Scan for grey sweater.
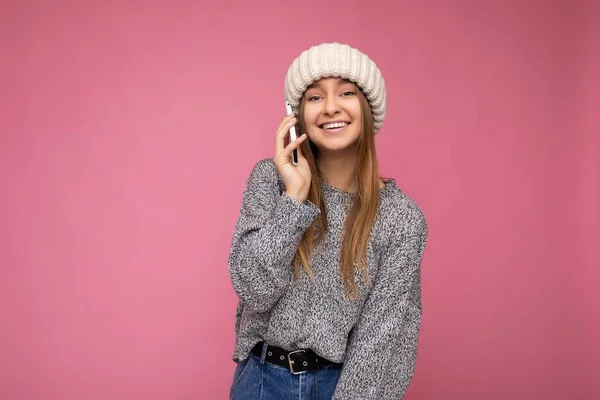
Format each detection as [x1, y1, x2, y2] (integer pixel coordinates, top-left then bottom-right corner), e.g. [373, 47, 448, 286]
[228, 158, 428, 399]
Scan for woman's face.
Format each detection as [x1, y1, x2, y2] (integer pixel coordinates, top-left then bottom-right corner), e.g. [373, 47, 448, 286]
[301, 77, 362, 155]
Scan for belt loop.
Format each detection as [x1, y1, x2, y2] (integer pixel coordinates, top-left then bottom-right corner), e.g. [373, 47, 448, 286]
[260, 342, 268, 364]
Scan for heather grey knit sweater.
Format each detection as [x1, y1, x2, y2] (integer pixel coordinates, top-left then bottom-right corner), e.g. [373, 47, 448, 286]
[228, 158, 428, 399]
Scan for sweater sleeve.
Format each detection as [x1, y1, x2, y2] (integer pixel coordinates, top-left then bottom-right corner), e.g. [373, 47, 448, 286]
[333, 202, 428, 399]
[228, 159, 321, 313]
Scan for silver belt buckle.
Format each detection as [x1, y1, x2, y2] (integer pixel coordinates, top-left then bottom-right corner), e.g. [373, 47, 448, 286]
[287, 349, 307, 375]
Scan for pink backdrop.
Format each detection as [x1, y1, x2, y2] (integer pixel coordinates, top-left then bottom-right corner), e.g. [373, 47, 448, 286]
[1, 1, 598, 399]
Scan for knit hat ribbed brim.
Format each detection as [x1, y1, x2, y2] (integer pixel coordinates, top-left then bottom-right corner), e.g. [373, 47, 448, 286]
[284, 43, 387, 133]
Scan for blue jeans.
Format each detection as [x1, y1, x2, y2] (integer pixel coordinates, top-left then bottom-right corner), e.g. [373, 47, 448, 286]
[229, 344, 342, 400]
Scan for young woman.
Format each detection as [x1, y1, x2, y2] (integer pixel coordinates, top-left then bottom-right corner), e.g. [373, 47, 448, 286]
[228, 43, 428, 400]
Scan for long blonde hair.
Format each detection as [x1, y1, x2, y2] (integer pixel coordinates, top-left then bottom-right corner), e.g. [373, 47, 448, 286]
[293, 86, 381, 300]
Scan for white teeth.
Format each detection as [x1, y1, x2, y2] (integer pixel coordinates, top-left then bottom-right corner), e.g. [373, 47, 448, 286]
[322, 122, 348, 129]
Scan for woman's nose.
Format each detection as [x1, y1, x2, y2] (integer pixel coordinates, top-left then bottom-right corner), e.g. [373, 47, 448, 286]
[324, 96, 341, 115]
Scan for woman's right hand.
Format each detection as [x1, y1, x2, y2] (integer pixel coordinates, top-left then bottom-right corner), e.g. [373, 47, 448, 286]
[273, 113, 311, 203]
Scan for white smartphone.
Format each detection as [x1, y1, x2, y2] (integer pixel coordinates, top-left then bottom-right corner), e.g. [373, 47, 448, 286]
[285, 101, 299, 166]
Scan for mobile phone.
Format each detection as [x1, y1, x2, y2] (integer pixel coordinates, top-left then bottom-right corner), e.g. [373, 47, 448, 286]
[285, 101, 299, 166]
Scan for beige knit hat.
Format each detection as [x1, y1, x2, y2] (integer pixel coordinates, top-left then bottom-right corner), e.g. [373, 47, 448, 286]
[284, 42, 387, 133]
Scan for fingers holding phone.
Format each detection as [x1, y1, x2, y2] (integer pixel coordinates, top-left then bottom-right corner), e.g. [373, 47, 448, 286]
[285, 101, 299, 165]
[273, 103, 311, 202]
[275, 113, 304, 158]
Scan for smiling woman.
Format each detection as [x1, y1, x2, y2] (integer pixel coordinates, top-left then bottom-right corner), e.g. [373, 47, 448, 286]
[227, 43, 428, 400]
[300, 78, 364, 154]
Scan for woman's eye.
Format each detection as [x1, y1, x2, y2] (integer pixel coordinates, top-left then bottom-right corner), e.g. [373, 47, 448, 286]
[342, 91, 355, 96]
[308, 95, 321, 101]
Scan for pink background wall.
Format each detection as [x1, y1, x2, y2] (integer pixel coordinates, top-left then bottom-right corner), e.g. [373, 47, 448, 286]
[1, 1, 598, 399]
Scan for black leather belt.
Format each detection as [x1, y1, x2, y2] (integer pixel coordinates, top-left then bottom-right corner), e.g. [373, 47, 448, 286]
[251, 342, 340, 375]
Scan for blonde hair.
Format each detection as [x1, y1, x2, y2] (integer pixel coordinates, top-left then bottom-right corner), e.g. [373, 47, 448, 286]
[293, 86, 381, 300]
